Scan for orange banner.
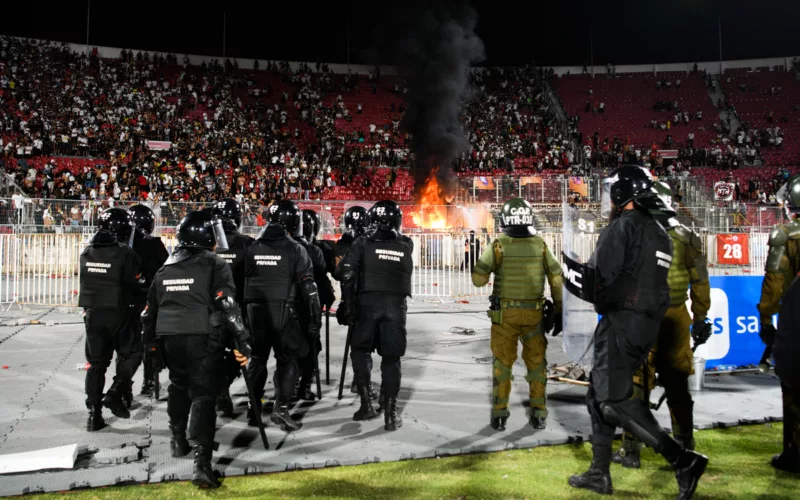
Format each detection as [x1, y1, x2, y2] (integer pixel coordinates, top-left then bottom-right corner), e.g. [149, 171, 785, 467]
[568, 177, 589, 197]
[716, 234, 749, 265]
[472, 176, 496, 190]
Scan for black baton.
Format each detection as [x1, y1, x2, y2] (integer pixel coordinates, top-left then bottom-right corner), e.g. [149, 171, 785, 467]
[338, 325, 353, 400]
[325, 308, 331, 385]
[235, 342, 269, 450]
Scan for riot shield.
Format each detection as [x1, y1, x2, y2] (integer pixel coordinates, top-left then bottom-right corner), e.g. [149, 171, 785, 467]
[561, 202, 599, 368]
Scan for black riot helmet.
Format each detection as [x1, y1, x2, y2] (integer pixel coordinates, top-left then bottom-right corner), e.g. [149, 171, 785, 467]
[368, 200, 403, 231]
[267, 200, 302, 236]
[302, 209, 320, 241]
[601, 165, 658, 219]
[128, 204, 155, 236]
[176, 211, 229, 251]
[344, 205, 369, 234]
[98, 208, 135, 246]
[211, 198, 242, 232]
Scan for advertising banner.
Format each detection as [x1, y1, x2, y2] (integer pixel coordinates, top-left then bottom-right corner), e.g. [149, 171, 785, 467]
[715, 234, 750, 265]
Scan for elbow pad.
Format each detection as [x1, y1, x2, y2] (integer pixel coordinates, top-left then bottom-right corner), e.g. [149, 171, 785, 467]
[301, 277, 322, 325]
[214, 295, 247, 341]
[339, 262, 357, 289]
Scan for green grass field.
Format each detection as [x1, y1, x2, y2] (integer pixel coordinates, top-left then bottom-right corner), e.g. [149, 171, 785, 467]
[26, 423, 797, 499]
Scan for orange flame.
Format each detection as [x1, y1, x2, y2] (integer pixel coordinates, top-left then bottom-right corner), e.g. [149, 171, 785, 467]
[411, 168, 449, 229]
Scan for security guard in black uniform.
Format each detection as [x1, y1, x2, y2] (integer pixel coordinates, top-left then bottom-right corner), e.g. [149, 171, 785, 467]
[305, 209, 336, 279]
[128, 204, 169, 399]
[141, 211, 251, 489]
[211, 198, 254, 415]
[565, 166, 708, 499]
[79, 208, 143, 431]
[293, 209, 334, 400]
[334, 205, 379, 397]
[338, 200, 413, 431]
[244, 200, 322, 432]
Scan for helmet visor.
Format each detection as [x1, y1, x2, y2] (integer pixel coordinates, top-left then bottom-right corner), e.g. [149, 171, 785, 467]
[125, 223, 136, 247]
[777, 182, 789, 205]
[600, 174, 619, 219]
[212, 219, 229, 252]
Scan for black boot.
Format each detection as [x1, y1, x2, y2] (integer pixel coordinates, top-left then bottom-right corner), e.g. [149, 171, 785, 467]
[86, 403, 106, 432]
[140, 379, 156, 397]
[122, 381, 133, 409]
[529, 409, 547, 430]
[771, 452, 800, 474]
[384, 397, 402, 431]
[191, 446, 221, 489]
[569, 444, 613, 495]
[295, 379, 317, 402]
[353, 382, 379, 421]
[216, 385, 234, 417]
[270, 403, 301, 432]
[350, 379, 378, 400]
[490, 416, 507, 431]
[611, 440, 642, 469]
[102, 381, 130, 419]
[672, 449, 709, 500]
[376, 388, 386, 413]
[169, 425, 191, 458]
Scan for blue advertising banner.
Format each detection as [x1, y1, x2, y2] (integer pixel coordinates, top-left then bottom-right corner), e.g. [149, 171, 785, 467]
[690, 276, 770, 369]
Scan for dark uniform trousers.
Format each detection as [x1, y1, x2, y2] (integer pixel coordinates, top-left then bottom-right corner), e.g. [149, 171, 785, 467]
[163, 335, 225, 448]
[783, 384, 800, 457]
[84, 309, 141, 405]
[587, 309, 672, 452]
[247, 302, 307, 400]
[351, 292, 407, 398]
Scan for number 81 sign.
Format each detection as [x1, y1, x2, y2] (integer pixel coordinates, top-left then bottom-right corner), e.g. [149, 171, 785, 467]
[716, 234, 749, 265]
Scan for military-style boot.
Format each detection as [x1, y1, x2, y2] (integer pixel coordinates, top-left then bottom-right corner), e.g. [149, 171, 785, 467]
[530, 409, 547, 430]
[351, 379, 379, 400]
[490, 416, 507, 431]
[270, 403, 301, 432]
[86, 403, 106, 432]
[353, 381, 379, 421]
[672, 449, 709, 500]
[123, 381, 134, 409]
[568, 444, 614, 495]
[140, 363, 155, 396]
[216, 385, 234, 417]
[191, 446, 221, 489]
[270, 364, 301, 432]
[376, 388, 386, 413]
[169, 424, 192, 458]
[611, 440, 642, 469]
[384, 397, 402, 431]
[102, 381, 131, 419]
[771, 452, 800, 474]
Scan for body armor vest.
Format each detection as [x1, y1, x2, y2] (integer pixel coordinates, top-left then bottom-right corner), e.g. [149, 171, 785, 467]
[154, 252, 214, 336]
[216, 231, 253, 304]
[492, 234, 547, 302]
[244, 236, 299, 303]
[359, 236, 413, 296]
[666, 227, 691, 305]
[78, 242, 128, 309]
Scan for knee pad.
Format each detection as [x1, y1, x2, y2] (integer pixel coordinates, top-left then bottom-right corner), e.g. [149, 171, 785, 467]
[493, 358, 513, 386]
[524, 361, 547, 384]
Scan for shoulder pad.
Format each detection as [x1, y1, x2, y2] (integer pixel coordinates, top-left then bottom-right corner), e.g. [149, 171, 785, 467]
[769, 226, 789, 247]
[787, 220, 800, 239]
[669, 224, 694, 244]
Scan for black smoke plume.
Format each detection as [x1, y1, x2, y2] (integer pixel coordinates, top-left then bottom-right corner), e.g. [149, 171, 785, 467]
[373, 1, 485, 193]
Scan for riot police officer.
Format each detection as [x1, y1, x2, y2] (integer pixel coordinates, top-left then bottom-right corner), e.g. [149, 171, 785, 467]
[338, 200, 413, 431]
[565, 166, 708, 499]
[613, 182, 712, 467]
[759, 174, 800, 473]
[334, 205, 377, 397]
[141, 211, 251, 489]
[211, 198, 254, 415]
[244, 200, 322, 431]
[471, 198, 563, 431]
[128, 204, 169, 399]
[293, 209, 334, 400]
[304, 208, 336, 276]
[79, 208, 142, 431]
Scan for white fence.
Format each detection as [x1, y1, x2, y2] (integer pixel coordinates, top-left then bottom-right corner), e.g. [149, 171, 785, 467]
[0, 229, 770, 308]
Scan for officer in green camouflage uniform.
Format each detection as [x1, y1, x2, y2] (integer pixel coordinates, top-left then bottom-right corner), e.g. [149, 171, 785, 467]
[613, 182, 712, 468]
[758, 174, 800, 474]
[472, 198, 563, 432]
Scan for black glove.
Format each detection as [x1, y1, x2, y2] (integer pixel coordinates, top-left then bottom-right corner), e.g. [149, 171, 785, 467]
[552, 314, 563, 337]
[760, 323, 776, 346]
[235, 338, 252, 358]
[336, 300, 351, 326]
[691, 319, 712, 347]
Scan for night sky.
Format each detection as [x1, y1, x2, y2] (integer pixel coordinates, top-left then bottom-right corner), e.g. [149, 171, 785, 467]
[3, 0, 800, 67]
